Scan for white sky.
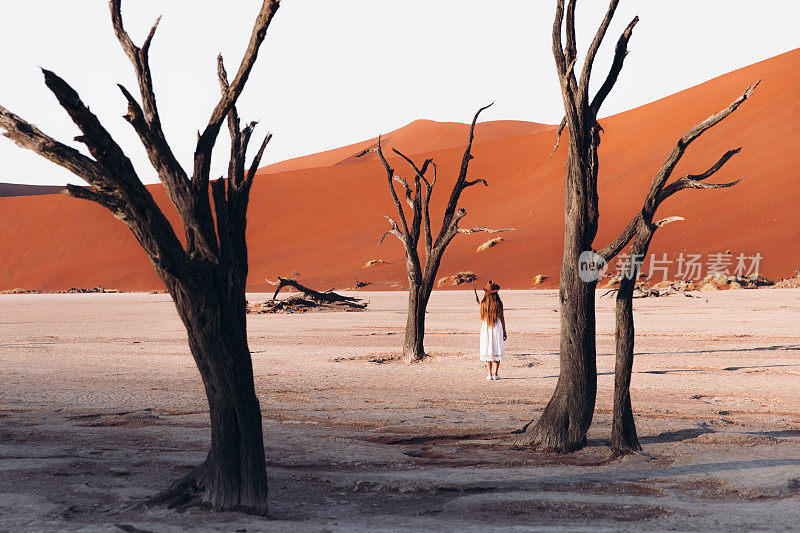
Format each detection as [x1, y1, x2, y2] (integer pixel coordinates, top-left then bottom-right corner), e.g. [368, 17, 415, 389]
[1, 1, 798, 186]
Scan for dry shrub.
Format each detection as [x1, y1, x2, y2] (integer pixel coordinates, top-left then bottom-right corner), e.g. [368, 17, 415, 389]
[0, 288, 41, 294]
[363, 259, 388, 269]
[476, 237, 504, 252]
[437, 271, 478, 287]
[703, 272, 728, 284]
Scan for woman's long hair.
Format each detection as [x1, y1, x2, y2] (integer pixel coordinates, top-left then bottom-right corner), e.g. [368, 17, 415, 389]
[480, 291, 503, 327]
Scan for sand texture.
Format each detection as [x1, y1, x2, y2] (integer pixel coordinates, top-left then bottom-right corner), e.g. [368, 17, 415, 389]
[1, 289, 799, 531]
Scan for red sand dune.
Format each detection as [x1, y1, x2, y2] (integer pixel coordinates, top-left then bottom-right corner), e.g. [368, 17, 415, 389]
[1, 50, 799, 292]
[261, 119, 550, 174]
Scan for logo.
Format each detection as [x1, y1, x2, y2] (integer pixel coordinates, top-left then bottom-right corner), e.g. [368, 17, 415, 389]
[578, 250, 608, 283]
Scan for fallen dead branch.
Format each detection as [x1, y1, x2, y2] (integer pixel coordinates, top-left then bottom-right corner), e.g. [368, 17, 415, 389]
[249, 277, 367, 314]
[601, 280, 699, 299]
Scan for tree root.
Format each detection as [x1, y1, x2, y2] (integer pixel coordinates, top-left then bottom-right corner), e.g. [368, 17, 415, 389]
[142, 463, 207, 512]
[510, 420, 588, 453]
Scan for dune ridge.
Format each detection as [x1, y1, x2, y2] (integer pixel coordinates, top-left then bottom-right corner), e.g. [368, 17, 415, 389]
[0, 182, 67, 198]
[1, 49, 799, 292]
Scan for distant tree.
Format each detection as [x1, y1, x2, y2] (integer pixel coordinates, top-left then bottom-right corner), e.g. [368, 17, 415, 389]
[360, 105, 513, 363]
[0, 0, 280, 515]
[599, 85, 757, 455]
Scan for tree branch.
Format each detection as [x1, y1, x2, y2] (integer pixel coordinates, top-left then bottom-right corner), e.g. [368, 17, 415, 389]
[552, 0, 581, 147]
[393, 174, 414, 208]
[111, 0, 224, 262]
[0, 88, 188, 277]
[598, 84, 757, 262]
[392, 148, 433, 187]
[440, 206, 515, 248]
[463, 178, 488, 188]
[390, 149, 432, 250]
[659, 176, 744, 203]
[578, 0, 620, 108]
[590, 16, 639, 115]
[217, 54, 271, 197]
[365, 136, 410, 240]
[598, 214, 640, 262]
[194, 0, 281, 193]
[552, 0, 568, 78]
[110, 0, 162, 126]
[245, 132, 272, 193]
[42, 70, 141, 190]
[62, 183, 126, 214]
[110, 1, 189, 191]
[564, 0, 578, 66]
[379, 215, 407, 248]
[436, 103, 493, 247]
[457, 226, 515, 235]
[549, 117, 567, 159]
[0, 105, 108, 187]
[421, 162, 437, 258]
[685, 147, 741, 181]
[654, 216, 684, 228]
[642, 83, 758, 214]
[217, 56, 244, 189]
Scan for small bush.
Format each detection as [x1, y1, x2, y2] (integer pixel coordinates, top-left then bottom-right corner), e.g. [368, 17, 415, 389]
[476, 237, 504, 252]
[363, 259, 388, 269]
[437, 271, 478, 287]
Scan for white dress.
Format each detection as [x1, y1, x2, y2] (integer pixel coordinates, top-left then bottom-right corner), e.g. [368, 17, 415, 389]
[479, 320, 505, 362]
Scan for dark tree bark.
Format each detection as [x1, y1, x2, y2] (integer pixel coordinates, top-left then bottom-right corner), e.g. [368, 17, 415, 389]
[599, 84, 758, 456]
[359, 105, 513, 363]
[514, 0, 638, 451]
[0, 0, 281, 515]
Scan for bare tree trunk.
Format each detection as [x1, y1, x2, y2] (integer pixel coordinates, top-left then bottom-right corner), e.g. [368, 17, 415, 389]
[611, 278, 640, 455]
[514, 160, 598, 450]
[403, 280, 434, 363]
[403, 284, 426, 362]
[143, 273, 267, 514]
[610, 238, 645, 455]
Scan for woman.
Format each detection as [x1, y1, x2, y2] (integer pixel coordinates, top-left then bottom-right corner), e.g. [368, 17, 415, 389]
[475, 281, 506, 380]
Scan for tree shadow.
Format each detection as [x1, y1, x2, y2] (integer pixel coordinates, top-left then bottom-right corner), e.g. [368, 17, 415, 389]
[599, 458, 800, 483]
[638, 363, 800, 375]
[748, 430, 800, 438]
[635, 344, 800, 357]
[639, 427, 714, 444]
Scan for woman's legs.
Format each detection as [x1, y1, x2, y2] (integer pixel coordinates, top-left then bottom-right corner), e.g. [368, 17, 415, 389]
[492, 361, 500, 378]
[486, 361, 493, 380]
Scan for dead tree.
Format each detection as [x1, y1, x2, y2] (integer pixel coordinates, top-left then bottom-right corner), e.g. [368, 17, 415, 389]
[0, 0, 280, 515]
[513, 0, 759, 454]
[598, 83, 758, 456]
[359, 105, 513, 363]
[513, 0, 639, 451]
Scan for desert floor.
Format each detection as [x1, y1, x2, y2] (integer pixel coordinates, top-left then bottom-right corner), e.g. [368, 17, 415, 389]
[1, 289, 799, 531]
